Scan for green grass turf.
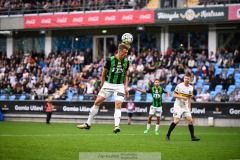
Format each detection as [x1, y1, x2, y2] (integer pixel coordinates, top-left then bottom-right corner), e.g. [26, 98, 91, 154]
[0, 121, 240, 160]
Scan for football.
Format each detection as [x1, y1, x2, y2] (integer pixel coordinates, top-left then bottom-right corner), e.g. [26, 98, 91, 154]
[121, 33, 133, 44]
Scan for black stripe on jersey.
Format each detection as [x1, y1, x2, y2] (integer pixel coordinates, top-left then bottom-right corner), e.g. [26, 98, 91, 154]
[175, 91, 192, 98]
[109, 58, 118, 83]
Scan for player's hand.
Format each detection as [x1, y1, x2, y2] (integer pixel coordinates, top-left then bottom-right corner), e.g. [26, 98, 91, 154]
[100, 81, 104, 87]
[133, 88, 139, 91]
[125, 88, 129, 98]
[182, 97, 188, 101]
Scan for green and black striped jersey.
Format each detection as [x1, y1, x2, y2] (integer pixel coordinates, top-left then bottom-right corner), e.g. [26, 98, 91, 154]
[104, 56, 129, 84]
[147, 86, 167, 107]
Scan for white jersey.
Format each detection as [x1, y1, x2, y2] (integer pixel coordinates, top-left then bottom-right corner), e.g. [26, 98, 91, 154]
[174, 82, 193, 109]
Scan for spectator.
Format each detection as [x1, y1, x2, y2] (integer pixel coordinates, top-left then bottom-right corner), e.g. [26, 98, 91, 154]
[196, 90, 210, 102]
[223, 74, 235, 90]
[45, 98, 53, 124]
[208, 51, 216, 63]
[190, 72, 197, 85]
[214, 93, 222, 102]
[126, 98, 135, 125]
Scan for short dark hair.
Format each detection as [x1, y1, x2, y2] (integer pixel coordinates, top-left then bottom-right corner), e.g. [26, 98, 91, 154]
[185, 72, 191, 77]
[154, 79, 160, 82]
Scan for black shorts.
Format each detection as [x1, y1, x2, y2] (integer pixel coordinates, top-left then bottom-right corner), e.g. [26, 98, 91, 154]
[127, 113, 133, 117]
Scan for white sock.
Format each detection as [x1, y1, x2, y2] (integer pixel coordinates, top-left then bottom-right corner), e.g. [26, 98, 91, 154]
[86, 105, 99, 125]
[155, 125, 159, 132]
[114, 109, 121, 127]
[147, 123, 150, 130]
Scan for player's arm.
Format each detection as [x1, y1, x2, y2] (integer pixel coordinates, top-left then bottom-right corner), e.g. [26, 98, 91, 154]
[101, 58, 110, 87]
[188, 96, 192, 110]
[100, 68, 108, 87]
[134, 88, 148, 93]
[162, 88, 170, 98]
[124, 70, 129, 98]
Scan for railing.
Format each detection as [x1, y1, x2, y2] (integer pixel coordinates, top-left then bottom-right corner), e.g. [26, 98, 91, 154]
[0, 0, 239, 16]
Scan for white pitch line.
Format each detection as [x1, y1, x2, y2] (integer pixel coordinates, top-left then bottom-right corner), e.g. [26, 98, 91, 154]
[0, 133, 239, 137]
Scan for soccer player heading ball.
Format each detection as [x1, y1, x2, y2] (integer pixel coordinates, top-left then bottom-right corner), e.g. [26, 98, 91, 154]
[77, 42, 131, 133]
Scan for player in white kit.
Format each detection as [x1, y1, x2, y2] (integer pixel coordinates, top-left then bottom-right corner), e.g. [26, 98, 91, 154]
[165, 73, 200, 141]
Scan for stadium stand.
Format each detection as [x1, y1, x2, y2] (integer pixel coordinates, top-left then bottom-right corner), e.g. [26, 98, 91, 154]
[0, 0, 240, 103]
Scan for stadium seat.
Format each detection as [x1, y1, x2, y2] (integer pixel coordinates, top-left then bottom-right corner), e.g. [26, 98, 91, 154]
[67, 90, 75, 97]
[215, 85, 223, 93]
[235, 79, 240, 86]
[19, 95, 26, 100]
[78, 95, 84, 101]
[214, 68, 222, 76]
[210, 91, 217, 100]
[9, 95, 16, 100]
[131, 84, 137, 88]
[228, 85, 235, 91]
[134, 95, 141, 102]
[66, 96, 73, 101]
[234, 73, 240, 80]
[196, 79, 204, 87]
[214, 63, 220, 70]
[227, 68, 234, 77]
[202, 85, 210, 92]
[110, 95, 115, 101]
[165, 85, 172, 92]
[146, 93, 152, 102]
[0, 95, 6, 100]
[192, 68, 197, 73]
[165, 96, 173, 102]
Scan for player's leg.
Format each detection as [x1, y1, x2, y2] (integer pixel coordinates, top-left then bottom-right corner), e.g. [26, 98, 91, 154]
[113, 100, 122, 133]
[77, 95, 105, 129]
[155, 116, 160, 135]
[144, 114, 153, 134]
[165, 108, 182, 141]
[128, 113, 133, 125]
[155, 107, 162, 135]
[185, 116, 200, 141]
[144, 106, 154, 133]
[113, 90, 125, 133]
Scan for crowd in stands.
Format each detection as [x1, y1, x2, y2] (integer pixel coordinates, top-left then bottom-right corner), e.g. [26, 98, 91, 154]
[0, 0, 147, 15]
[0, 40, 240, 102]
[1, 0, 240, 16]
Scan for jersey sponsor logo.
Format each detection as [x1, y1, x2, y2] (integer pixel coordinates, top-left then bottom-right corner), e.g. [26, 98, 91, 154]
[112, 67, 123, 73]
[117, 92, 125, 97]
[112, 63, 124, 73]
[153, 93, 161, 98]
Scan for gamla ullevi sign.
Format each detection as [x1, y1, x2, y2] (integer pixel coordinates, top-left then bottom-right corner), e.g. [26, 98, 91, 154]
[156, 8, 227, 22]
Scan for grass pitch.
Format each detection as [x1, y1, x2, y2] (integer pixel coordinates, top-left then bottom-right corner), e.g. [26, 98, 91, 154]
[0, 121, 240, 160]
